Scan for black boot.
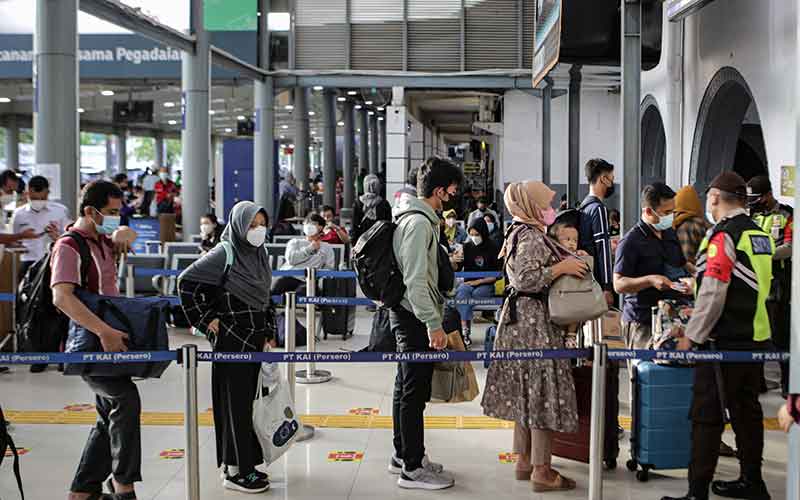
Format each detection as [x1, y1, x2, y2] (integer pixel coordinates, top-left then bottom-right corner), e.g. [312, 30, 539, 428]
[661, 481, 710, 500]
[711, 476, 770, 500]
[29, 364, 47, 373]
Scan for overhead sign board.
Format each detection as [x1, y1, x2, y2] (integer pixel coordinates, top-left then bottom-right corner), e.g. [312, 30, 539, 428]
[666, 0, 720, 21]
[531, 0, 562, 87]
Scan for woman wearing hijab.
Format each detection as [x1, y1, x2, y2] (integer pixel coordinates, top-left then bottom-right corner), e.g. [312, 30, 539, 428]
[672, 185, 711, 274]
[441, 209, 467, 248]
[481, 181, 588, 493]
[351, 174, 392, 243]
[453, 218, 499, 346]
[482, 211, 504, 249]
[179, 201, 274, 494]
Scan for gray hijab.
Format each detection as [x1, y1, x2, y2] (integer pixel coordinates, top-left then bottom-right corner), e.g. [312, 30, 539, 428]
[359, 174, 383, 219]
[179, 201, 272, 309]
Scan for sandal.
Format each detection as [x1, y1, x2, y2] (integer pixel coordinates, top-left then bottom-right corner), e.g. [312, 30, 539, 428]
[532, 471, 577, 492]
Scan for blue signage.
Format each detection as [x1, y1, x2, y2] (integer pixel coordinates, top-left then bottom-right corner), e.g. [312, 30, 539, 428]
[128, 217, 160, 254]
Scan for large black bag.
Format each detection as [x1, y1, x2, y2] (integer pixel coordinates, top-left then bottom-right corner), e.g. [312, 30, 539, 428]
[362, 306, 395, 352]
[64, 290, 172, 378]
[321, 277, 356, 339]
[276, 312, 308, 348]
[16, 232, 90, 353]
[0, 405, 23, 499]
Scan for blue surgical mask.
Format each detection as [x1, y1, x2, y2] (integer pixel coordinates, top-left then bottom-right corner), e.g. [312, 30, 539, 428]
[652, 212, 674, 232]
[94, 209, 121, 235]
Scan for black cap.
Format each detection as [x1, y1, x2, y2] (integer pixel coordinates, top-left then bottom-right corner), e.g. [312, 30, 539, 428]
[708, 171, 747, 198]
[746, 175, 772, 199]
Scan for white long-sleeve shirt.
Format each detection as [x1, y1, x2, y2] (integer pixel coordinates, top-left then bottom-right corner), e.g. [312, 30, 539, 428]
[280, 238, 335, 271]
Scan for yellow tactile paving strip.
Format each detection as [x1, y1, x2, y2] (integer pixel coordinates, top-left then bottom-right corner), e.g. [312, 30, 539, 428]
[3, 410, 782, 431]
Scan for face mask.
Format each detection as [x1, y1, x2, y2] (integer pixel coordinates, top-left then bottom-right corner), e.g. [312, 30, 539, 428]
[486, 222, 495, 233]
[246, 226, 267, 247]
[470, 235, 483, 246]
[445, 218, 457, 228]
[541, 207, 557, 226]
[30, 200, 47, 212]
[303, 224, 319, 237]
[200, 223, 214, 237]
[748, 201, 766, 214]
[159, 173, 169, 182]
[706, 211, 717, 225]
[604, 183, 616, 198]
[651, 212, 674, 232]
[94, 210, 121, 235]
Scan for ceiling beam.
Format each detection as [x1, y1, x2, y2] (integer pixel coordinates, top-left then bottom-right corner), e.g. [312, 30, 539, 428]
[272, 73, 537, 90]
[210, 46, 268, 82]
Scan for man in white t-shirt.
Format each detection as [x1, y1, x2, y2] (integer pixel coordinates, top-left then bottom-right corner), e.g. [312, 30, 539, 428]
[12, 175, 72, 276]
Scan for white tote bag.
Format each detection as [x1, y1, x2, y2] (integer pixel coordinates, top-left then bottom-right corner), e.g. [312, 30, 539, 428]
[253, 363, 300, 465]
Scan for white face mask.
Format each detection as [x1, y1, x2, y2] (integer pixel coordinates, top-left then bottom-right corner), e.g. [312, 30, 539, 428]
[29, 200, 47, 212]
[246, 226, 267, 247]
[485, 222, 495, 233]
[445, 218, 457, 228]
[200, 223, 214, 237]
[303, 223, 319, 237]
[470, 235, 483, 246]
[159, 172, 169, 182]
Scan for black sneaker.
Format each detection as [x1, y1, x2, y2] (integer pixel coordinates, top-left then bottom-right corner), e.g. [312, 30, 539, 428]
[30, 364, 47, 373]
[0, 366, 9, 374]
[464, 335, 472, 348]
[223, 472, 270, 494]
[711, 477, 770, 500]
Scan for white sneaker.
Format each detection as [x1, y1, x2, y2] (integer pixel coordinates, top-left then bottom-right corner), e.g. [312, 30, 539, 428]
[388, 455, 445, 475]
[397, 466, 455, 490]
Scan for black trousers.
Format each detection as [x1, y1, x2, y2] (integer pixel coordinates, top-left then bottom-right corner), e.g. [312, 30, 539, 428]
[211, 361, 263, 474]
[71, 376, 142, 493]
[390, 306, 434, 472]
[688, 362, 764, 491]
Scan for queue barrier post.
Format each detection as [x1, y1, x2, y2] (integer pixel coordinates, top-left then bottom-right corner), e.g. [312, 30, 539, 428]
[296, 267, 332, 384]
[588, 342, 608, 500]
[181, 344, 200, 500]
[126, 264, 135, 299]
[285, 291, 315, 441]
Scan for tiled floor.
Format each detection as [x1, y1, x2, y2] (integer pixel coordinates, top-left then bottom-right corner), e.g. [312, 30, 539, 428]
[0, 312, 791, 499]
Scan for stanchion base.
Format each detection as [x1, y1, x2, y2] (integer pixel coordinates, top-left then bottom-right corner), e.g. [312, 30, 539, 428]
[296, 424, 315, 442]
[295, 369, 333, 384]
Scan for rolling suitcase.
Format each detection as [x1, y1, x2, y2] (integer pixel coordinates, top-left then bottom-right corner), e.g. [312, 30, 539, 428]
[321, 277, 356, 339]
[551, 318, 620, 468]
[625, 361, 694, 481]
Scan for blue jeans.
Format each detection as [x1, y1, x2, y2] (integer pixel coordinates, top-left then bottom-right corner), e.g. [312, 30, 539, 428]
[455, 283, 495, 321]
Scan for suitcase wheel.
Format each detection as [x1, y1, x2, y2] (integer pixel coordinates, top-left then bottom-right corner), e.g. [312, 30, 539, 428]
[626, 459, 638, 472]
[604, 458, 617, 470]
[636, 468, 650, 482]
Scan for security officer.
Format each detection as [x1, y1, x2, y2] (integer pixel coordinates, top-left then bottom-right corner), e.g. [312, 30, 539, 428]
[664, 172, 773, 500]
[747, 175, 792, 397]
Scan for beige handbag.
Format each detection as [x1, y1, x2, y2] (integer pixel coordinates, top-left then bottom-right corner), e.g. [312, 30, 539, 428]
[430, 331, 480, 403]
[544, 242, 608, 326]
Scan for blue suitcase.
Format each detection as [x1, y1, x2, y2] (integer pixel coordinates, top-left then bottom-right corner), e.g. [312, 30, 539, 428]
[626, 361, 694, 481]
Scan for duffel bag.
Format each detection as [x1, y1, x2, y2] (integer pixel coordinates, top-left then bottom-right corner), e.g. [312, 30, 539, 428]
[64, 289, 172, 378]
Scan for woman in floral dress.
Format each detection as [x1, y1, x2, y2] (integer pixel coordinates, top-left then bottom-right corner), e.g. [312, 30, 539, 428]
[482, 181, 588, 493]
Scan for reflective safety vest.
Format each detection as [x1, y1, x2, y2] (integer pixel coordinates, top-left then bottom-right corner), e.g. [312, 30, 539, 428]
[752, 205, 792, 246]
[696, 214, 774, 348]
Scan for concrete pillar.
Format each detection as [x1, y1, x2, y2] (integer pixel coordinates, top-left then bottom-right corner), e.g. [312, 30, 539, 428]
[369, 113, 379, 175]
[181, 0, 210, 241]
[213, 136, 224, 221]
[378, 116, 386, 174]
[34, 0, 78, 216]
[358, 107, 368, 178]
[322, 90, 337, 208]
[254, 0, 276, 220]
[6, 115, 19, 171]
[154, 133, 164, 167]
[568, 65, 582, 208]
[342, 99, 355, 215]
[409, 119, 424, 169]
[621, 0, 642, 232]
[293, 87, 310, 193]
[542, 78, 552, 185]
[386, 87, 408, 203]
[105, 134, 114, 177]
[117, 131, 127, 173]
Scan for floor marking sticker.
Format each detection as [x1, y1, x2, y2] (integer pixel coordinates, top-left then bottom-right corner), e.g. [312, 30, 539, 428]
[498, 452, 518, 464]
[327, 451, 364, 462]
[4, 447, 29, 457]
[63, 404, 95, 412]
[159, 448, 185, 460]
[348, 408, 379, 416]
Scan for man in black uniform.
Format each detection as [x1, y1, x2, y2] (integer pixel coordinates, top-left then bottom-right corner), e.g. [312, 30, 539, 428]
[664, 172, 773, 500]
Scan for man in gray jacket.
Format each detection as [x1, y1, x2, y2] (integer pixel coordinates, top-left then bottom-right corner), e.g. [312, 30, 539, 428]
[388, 158, 463, 490]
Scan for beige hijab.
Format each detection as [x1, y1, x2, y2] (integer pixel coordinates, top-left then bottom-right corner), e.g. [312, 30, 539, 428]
[500, 181, 556, 257]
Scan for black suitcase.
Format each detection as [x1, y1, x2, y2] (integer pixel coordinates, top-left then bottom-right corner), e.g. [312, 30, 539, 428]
[321, 277, 356, 339]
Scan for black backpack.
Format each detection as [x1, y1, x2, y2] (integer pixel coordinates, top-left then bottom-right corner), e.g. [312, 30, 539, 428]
[16, 232, 91, 353]
[353, 211, 453, 308]
[0, 404, 24, 499]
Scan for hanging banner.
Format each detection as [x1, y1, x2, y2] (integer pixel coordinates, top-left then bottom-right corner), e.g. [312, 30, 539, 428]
[781, 165, 796, 198]
[532, 0, 562, 87]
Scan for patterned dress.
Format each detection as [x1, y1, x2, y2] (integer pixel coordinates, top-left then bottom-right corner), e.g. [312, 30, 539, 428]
[481, 225, 579, 433]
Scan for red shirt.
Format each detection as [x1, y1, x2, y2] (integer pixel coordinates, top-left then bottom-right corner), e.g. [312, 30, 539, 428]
[155, 180, 177, 205]
[50, 226, 119, 296]
[320, 226, 347, 245]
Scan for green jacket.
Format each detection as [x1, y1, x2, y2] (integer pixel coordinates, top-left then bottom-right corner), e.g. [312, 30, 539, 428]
[392, 195, 444, 332]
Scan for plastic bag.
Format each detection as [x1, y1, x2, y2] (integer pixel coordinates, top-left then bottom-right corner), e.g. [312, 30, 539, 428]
[253, 363, 300, 465]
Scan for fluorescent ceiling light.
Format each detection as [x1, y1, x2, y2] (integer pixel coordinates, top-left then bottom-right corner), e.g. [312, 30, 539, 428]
[347, 91, 357, 96]
[365, 100, 373, 105]
[337, 121, 344, 126]
[337, 97, 346, 102]
[268, 12, 291, 32]
[313, 85, 323, 91]
[225, 128, 232, 133]
[378, 117, 385, 121]
[354, 105, 362, 110]
[163, 102, 175, 108]
[237, 115, 246, 121]
[285, 105, 294, 110]
[281, 124, 289, 129]
[377, 107, 385, 112]
[0, 97, 11, 103]
[100, 90, 114, 96]
[289, 144, 295, 148]
[368, 111, 375, 116]
[208, 110, 216, 115]
[168, 120, 177, 125]
[77, 107, 85, 113]
[280, 135, 286, 139]
[308, 111, 315, 116]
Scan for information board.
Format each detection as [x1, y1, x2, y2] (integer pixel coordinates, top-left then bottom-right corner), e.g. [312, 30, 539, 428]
[532, 0, 562, 87]
[128, 217, 160, 255]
